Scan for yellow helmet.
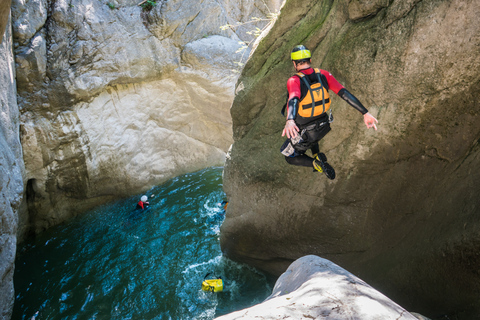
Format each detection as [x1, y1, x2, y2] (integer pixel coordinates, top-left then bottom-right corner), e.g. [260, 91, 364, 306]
[291, 45, 311, 61]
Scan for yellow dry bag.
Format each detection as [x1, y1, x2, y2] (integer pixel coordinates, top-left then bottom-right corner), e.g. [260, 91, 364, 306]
[202, 273, 223, 292]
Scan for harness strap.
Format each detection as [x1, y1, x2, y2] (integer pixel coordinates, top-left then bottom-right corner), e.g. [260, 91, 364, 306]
[302, 121, 327, 131]
[298, 76, 316, 117]
[315, 71, 326, 115]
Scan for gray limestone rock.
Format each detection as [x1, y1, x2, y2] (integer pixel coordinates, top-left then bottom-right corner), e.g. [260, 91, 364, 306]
[0, 15, 26, 320]
[216, 255, 422, 320]
[1, 0, 281, 318]
[11, 0, 282, 235]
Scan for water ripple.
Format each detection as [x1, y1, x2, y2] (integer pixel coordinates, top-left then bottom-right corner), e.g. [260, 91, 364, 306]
[14, 167, 271, 320]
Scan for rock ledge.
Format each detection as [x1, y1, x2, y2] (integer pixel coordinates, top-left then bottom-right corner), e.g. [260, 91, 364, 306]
[216, 255, 427, 320]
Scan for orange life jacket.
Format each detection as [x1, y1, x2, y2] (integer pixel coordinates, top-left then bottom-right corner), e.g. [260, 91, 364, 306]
[296, 68, 331, 118]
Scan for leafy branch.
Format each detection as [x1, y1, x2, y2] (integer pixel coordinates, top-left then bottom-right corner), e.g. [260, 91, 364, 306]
[220, 12, 279, 74]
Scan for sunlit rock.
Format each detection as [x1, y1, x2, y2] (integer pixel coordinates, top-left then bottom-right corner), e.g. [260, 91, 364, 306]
[12, 0, 282, 233]
[0, 14, 25, 319]
[216, 255, 424, 320]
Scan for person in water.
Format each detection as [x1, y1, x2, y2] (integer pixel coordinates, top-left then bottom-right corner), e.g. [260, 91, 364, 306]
[281, 45, 378, 180]
[136, 195, 150, 210]
[221, 200, 228, 212]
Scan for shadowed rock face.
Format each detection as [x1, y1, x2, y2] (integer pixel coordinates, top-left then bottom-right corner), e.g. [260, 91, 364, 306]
[11, 0, 282, 235]
[221, 0, 480, 317]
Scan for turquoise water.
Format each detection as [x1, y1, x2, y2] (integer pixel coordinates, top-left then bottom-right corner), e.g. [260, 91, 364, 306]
[13, 167, 272, 320]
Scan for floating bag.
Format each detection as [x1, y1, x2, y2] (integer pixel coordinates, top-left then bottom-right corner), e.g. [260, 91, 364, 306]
[297, 68, 331, 118]
[202, 273, 223, 292]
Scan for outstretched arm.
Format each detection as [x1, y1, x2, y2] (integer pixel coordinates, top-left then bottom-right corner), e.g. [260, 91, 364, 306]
[338, 88, 378, 130]
[338, 88, 368, 114]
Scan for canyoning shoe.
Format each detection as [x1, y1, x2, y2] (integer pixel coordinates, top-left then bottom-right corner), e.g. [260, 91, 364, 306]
[312, 152, 327, 172]
[313, 153, 336, 180]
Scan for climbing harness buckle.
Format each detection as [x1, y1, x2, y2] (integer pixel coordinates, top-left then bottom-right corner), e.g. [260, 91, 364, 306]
[328, 110, 334, 123]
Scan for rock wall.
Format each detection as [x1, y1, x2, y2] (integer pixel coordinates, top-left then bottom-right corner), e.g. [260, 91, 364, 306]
[0, 13, 25, 320]
[12, 0, 283, 235]
[221, 0, 480, 318]
[216, 255, 424, 320]
[0, 0, 10, 43]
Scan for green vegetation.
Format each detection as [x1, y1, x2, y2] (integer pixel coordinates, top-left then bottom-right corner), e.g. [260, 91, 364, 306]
[140, 0, 156, 12]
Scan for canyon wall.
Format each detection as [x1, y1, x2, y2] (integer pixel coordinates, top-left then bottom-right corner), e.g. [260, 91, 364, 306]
[1, 0, 282, 318]
[0, 12, 25, 319]
[221, 0, 480, 318]
[12, 0, 282, 235]
[0, 0, 9, 43]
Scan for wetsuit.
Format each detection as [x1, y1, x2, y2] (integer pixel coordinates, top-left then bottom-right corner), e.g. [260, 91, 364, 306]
[136, 201, 149, 210]
[282, 67, 368, 167]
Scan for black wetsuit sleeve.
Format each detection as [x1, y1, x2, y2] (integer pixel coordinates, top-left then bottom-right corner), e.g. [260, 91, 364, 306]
[286, 97, 299, 120]
[338, 88, 368, 114]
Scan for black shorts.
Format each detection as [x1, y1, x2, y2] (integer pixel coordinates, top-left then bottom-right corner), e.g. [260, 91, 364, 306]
[293, 119, 331, 154]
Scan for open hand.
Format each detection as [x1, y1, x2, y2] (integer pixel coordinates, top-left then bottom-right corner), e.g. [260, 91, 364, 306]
[364, 112, 378, 130]
[282, 120, 299, 139]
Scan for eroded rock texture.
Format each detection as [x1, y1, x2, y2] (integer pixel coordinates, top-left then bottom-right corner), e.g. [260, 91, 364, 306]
[0, 13, 25, 320]
[11, 0, 282, 234]
[216, 255, 422, 320]
[221, 0, 480, 318]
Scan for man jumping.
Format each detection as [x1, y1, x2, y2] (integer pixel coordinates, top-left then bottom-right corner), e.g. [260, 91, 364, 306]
[281, 45, 378, 180]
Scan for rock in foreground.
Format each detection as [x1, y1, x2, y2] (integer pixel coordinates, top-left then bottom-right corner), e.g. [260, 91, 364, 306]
[216, 255, 425, 320]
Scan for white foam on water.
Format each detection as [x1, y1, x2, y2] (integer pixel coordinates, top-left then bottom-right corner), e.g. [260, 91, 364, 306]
[182, 255, 223, 275]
